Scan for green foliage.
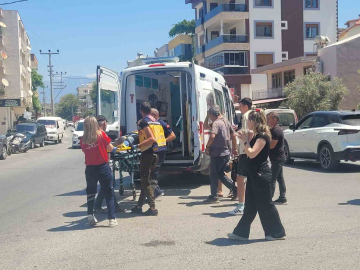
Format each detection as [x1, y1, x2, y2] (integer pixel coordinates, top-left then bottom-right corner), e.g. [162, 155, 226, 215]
[90, 81, 114, 108]
[169, 19, 195, 38]
[83, 110, 95, 118]
[357, 103, 360, 110]
[31, 69, 44, 92]
[56, 94, 79, 120]
[284, 73, 349, 119]
[90, 82, 97, 107]
[32, 94, 42, 112]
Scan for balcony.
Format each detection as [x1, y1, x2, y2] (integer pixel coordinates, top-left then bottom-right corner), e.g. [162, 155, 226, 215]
[21, 64, 27, 78]
[196, 4, 248, 28]
[196, 45, 205, 55]
[205, 34, 247, 52]
[252, 88, 285, 101]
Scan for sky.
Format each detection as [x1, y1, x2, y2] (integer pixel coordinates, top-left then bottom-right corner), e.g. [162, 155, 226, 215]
[2, 0, 358, 102]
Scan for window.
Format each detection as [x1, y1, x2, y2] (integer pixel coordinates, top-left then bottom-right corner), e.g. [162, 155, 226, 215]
[210, 3, 218, 11]
[304, 66, 313, 75]
[305, 0, 319, 9]
[135, 75, 143, 87]
[199, 8, 203, 19]
[341, 115, 360, 126]
[255, 53, 274, 68]
[282, 52, 288, 61]
[312, 115, 329, 128]
[214, 89, 226, 116]
[144, 77, 151, 88]
[297, 116, 313, 129]
[272, 73, 282, 88]
[211, 31, 219, 41]
[255, 21, 273, 38]
[278, 113, 296, 127]
[284, 70, 295, 85]
[222, 87, 232, 121]
[199, 34, 204, 46]
[205, 52, 247, 70]
[152, 78, 159, 90]
[305, 24, 319, 38]
[255, 0, 272, 7]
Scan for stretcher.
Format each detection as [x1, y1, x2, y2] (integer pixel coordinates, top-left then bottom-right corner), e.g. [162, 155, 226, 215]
[110, 141, 141, 201]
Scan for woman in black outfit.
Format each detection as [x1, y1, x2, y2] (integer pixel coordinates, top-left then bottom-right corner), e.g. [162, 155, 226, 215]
[228, 109, 286, 241]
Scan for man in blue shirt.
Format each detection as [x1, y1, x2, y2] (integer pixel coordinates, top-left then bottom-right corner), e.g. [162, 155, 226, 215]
[150, 108, 176, 198]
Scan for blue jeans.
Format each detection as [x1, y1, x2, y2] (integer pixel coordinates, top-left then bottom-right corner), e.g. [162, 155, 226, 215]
[85, 163, 115, 220]
[94, 188, 120, 211]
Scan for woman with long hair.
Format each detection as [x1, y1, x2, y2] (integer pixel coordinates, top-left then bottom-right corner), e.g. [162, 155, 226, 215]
[228, 109, 285, 241]
[80, 116, 118, 227]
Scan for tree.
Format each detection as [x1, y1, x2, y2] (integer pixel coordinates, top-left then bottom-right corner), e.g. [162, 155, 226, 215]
[31, 69, 45, 118]
[169, 19, 195, 38]
[56, 94, 79, 120]
[90, 81, 97, 107]
[83, 110, 95, 118]
[284, 73, 349, 119]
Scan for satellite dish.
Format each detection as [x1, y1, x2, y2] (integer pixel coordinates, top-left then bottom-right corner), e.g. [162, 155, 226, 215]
[0, 50, 8, 60]
[0, 22, 6, 28]
[2, 78, 9, 87]
[27, 67, 32, 72]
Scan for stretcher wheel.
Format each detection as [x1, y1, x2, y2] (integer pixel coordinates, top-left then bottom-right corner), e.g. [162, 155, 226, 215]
[119, 185, 124, 196]
[132, 190, 137, 201]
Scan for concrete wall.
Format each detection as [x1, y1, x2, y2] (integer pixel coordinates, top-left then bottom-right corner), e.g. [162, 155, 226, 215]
[249, 0, 282, 69]
[303, 0, 338, 54]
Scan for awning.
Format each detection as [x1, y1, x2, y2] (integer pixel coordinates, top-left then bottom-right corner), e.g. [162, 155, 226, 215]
[252, 97, 287, 105]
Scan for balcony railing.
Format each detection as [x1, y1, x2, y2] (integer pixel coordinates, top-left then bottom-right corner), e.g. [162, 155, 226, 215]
[205, 35, 248, 51]
[252, 88, 285, 101]
[196, 4, 248, 27]
[196, 45, 205, 55]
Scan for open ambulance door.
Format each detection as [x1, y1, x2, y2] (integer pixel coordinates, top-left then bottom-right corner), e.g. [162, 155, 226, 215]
[96, 66, 121, 139]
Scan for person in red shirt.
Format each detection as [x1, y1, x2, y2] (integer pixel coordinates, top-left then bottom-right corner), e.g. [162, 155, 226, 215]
[80, 116, 118, 227]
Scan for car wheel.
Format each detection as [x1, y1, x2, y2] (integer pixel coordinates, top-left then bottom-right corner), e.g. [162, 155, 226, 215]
[0, 145, 7, 160]
[59, 135, 63, 143]
[30, 140, 35, 149]
[7, 146, 12, 156]
[40, 139, 45, 147]
[55, 136, 59, 144]
[319, 144, 339, 171]
[284, 141, 294, 165]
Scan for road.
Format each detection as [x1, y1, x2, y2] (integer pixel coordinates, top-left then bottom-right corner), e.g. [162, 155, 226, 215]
[0, 129, 359, 270]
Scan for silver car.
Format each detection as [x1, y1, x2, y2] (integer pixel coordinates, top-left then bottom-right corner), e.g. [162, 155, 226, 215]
[0, 133, 8, 160]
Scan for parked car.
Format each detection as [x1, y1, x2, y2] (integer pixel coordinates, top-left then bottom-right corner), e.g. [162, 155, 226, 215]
[71, 120, 84, 149]
[67, 121, 74, 127]
[284, 111, 360, 171]
[15, 123, 47, 149]
[37, 117, 65, 144]
[0, 132, 8, 160]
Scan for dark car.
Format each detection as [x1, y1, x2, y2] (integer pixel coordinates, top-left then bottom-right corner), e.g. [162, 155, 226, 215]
[16, 123, 47, 149]
[0, 132, 7, 160]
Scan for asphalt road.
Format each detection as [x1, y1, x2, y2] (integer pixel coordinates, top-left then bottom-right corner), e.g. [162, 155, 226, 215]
[0, 129, 359, 270]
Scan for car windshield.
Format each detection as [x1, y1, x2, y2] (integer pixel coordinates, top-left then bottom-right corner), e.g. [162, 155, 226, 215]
[278, 113, 295, 127]
[341, 115, 360, 126]
[76, 122, 84, 131]
[16, 125, 36, 133]
[37, 120, 56, 128]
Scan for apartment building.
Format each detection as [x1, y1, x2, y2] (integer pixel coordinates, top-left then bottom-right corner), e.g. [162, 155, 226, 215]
[339, 15, 360, 41]
[30, 53, 38, 69]
[0, 9, 32, 134]
[155, 34, 193, 60]
[185, 0, 338, 98]
[77, 83, 93, 115]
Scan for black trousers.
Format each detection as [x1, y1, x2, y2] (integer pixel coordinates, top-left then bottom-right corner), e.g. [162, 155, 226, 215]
[233, 165, 285, 238]
[271, 159, 287, 199]
[138, 152, 158, 209]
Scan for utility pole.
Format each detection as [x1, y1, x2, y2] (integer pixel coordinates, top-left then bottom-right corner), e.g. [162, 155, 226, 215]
[53, 71, 67, 101]
[41, 85, 48, 117]
[40, 49, 59, 116]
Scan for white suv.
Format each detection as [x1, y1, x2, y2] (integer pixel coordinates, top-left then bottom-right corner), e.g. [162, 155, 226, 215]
[284, 111, 360, 171]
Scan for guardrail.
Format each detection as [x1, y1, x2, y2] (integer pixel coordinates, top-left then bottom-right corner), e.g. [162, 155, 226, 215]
[205, 35, 248, 51]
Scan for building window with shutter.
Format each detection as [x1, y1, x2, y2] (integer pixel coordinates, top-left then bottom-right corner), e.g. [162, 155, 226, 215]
[272, 73, 282, 89]
[255, 21, 274, 38]
[305, 0, 319, 9]
[305, 23, 320, 39]
[284, 70, 295, 85]
[255, 53, 274, 68]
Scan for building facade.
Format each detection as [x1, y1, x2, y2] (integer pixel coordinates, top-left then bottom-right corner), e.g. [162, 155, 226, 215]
[0, 9, 32, 134]
[30, 53, 38, 69]
[76, 83, 93, 116]
[185, 0, 338, 98]
[339, 16, 360, 41]
[155, 34, 193, 60]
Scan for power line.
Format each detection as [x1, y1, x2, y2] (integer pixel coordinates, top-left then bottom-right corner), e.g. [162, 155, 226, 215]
[0, 0, 28, 5]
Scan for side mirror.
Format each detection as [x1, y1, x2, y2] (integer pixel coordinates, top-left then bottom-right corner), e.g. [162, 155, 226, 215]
[289, 124, 296, 130]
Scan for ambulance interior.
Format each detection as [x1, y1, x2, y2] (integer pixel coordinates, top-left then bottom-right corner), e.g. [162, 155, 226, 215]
[126, 71, 194, 159]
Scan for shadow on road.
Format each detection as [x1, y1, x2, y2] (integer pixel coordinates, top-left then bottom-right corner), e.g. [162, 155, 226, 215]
[63, 211, 87, 218]
[286, 161, 360, 174]
[203, 212, 234, 219]
[206, 238, 267, 246]
[56, 189, 86, 197]
[338, 199, 360, 206]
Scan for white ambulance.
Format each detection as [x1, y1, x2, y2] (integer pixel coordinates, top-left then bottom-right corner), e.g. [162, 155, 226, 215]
[95, 58, 238, 175]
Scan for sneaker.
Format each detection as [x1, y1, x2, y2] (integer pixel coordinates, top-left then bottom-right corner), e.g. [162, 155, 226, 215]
[228, 204, 244, 215]
[273, 198, 288, 205]
[142, 208, 158, 216]
[131, 206, 143, 214]
[227, 233, 249, 241]
[88, 214, 98, 225]
[203, 196, 219, 204]
[109, 219, 118, 228]
[265, 234, 286, 241]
